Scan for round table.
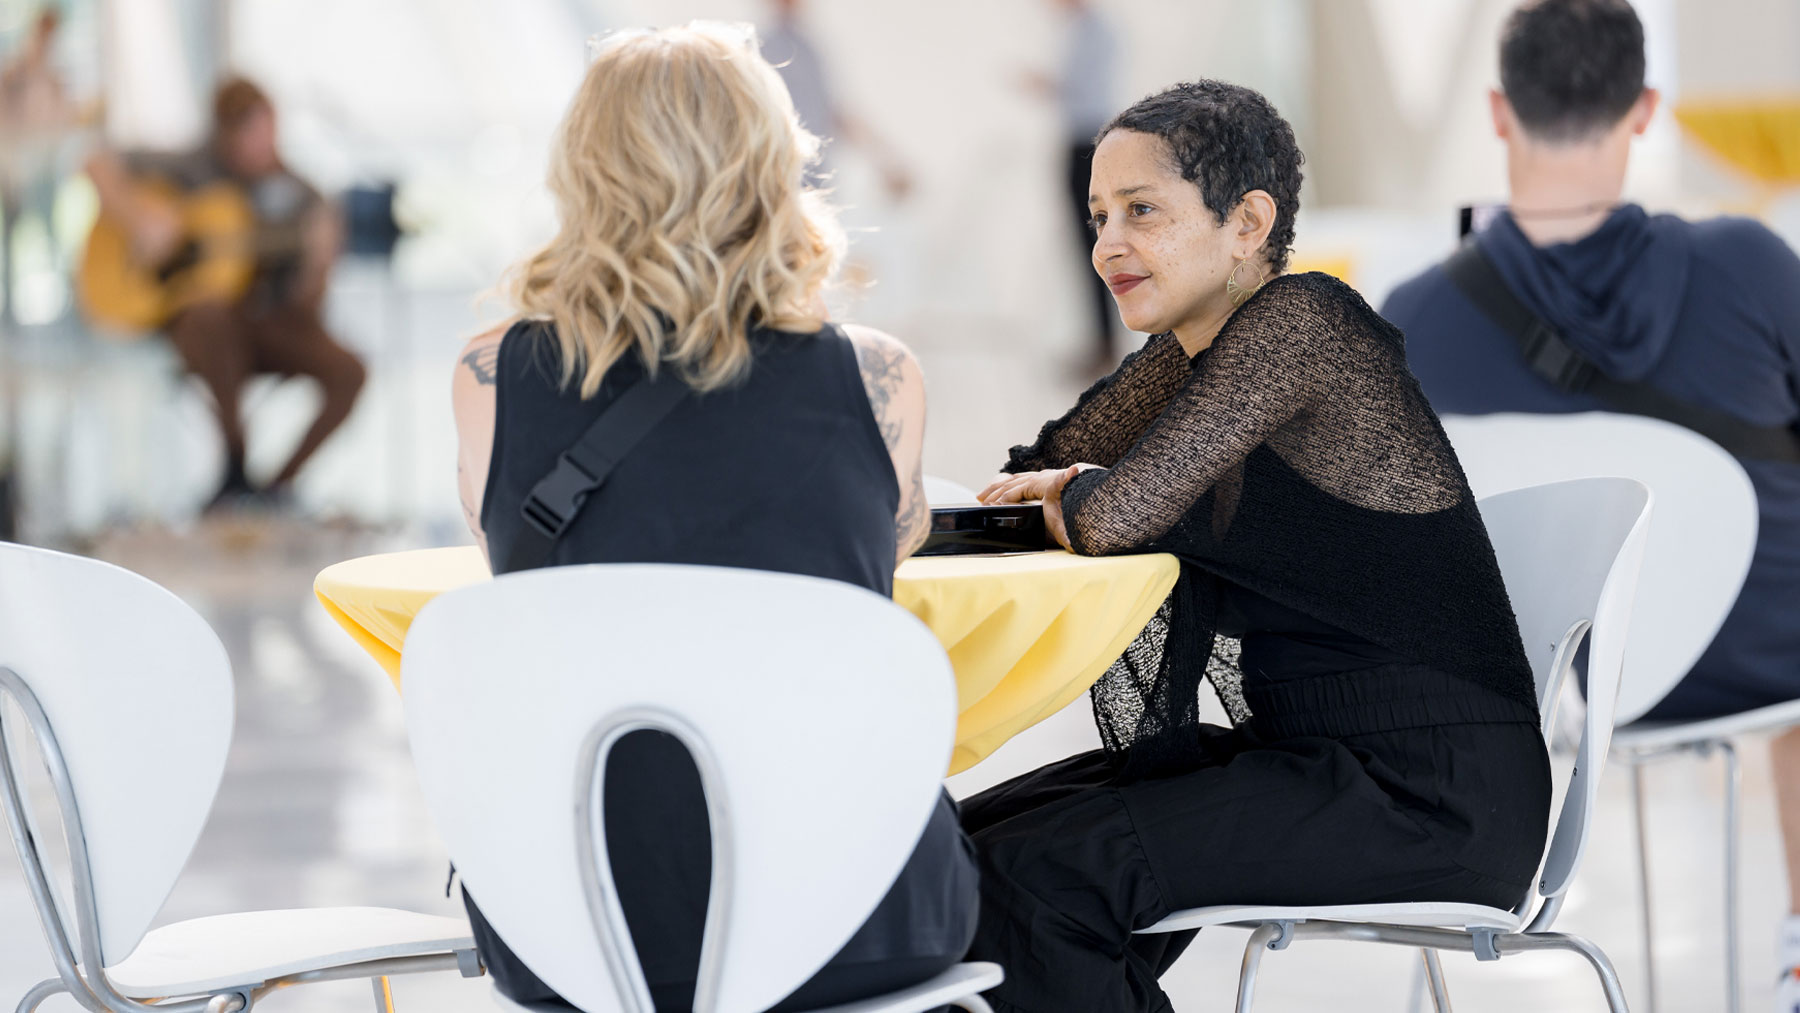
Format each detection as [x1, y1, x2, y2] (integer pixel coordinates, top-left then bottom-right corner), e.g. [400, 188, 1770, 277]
[314, 547, 1179, 774]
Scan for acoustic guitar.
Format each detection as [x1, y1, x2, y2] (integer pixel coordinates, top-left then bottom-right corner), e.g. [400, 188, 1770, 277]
[77, 178, 287, 334]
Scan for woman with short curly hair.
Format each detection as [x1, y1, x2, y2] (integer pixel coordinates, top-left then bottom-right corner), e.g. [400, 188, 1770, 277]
[966, 80, 1553, 1012]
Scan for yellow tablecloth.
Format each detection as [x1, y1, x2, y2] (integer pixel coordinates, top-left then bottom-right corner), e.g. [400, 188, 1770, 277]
[315, 548, 1180, 774]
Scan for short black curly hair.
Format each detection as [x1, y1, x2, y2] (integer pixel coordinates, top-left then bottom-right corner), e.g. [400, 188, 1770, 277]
[1500, 0, 1646, 143]
[1097, 80, 1304, 273]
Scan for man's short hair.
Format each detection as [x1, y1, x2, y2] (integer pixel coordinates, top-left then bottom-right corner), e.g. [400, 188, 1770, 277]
[1500, 0, 1646, 143]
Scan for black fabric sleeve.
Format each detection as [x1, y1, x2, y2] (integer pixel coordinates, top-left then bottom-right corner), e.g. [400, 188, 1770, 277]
[1003, 332, 1192, 473]
[1061, 284, 1348, 555]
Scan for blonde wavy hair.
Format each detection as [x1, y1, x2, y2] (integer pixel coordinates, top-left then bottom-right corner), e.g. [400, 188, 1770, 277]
[505, 22, 845, 396]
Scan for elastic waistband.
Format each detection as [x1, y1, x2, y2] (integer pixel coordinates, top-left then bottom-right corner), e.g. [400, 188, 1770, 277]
[1243, 665, 1541, 740]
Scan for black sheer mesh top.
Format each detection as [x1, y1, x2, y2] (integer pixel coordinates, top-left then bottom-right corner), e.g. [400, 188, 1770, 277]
[1005, 272, 1536, 774]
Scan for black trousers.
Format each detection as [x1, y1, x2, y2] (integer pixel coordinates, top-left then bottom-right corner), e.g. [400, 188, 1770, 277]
[1066, 141, 1114, 360]
[465, 730, 980, 1012]
[960, 666, 1552, 1013]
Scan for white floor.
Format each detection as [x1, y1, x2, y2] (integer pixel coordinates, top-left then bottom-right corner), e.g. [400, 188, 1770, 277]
[0, 289, 1788, 1012]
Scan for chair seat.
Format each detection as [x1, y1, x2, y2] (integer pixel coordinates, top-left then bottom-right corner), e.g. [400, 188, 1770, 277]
[490, 962, 1005, 1013]
[1612, 697, 1800, 752]
[105, 906, 475, 998]
[806, 962, 1003, 1013]
[1137, 902, 1526, 936]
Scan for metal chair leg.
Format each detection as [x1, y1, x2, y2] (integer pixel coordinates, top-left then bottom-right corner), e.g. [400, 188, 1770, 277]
[1420, 949, 1453, 1013]
[1631, 760, 1657, 1013]
[15, 979, 71, 1013]
[1721, 740, 1742, 1013]
[371, 975, 395, 1013]
[1515, 932, 1631, 1013]
[1406, 952, 1428, 1013]
[1235, 923, 1284, 1013]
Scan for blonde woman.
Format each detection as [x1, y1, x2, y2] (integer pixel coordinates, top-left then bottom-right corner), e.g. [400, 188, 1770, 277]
[449, 23, 976, 1012]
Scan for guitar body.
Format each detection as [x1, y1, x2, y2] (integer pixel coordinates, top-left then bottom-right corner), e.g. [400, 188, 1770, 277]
[78, 179, 259, 335]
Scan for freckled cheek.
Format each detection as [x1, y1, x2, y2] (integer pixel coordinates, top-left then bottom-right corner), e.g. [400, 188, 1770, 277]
[1136, 238, 1186, 284]
[1142, 225, 1214, 290]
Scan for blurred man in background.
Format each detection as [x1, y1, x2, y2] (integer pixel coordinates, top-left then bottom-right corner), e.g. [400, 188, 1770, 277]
[1024, 0, 1119, 375]
[0, 8, 71, 161]
[1383, 1, 1800, 998]
[0, 6, 75, 541]
[759, 0, 912, 200]
[84, 78, 363, 512]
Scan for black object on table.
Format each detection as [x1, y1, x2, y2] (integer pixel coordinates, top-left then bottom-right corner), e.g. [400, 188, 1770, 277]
[914, 504, 1050, 556]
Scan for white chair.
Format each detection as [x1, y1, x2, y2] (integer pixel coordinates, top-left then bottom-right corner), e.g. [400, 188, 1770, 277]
[1134, 478, 1654, 1013]
[1444, 412, 1762, 1013]
[1442, 413, 1755, 724]
[922, 475, 978, 506]
[401, 563, 1002, 1013]
[0, 542, 483, 1013]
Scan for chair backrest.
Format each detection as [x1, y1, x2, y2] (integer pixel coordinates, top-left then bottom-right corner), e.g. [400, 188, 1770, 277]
[0, 542, 233, 968]
[1444, 412, 1756, 723]
[922, 474, 977, 505]
[1476, 480, 1652, 901]
[402, 564, 957, 1013]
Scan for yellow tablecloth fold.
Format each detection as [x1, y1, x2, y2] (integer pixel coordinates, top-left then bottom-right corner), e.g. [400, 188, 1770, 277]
[314, 547, 1179, 774]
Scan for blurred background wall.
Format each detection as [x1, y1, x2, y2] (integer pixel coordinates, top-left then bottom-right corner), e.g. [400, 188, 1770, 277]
[3, 0, 1798, 545]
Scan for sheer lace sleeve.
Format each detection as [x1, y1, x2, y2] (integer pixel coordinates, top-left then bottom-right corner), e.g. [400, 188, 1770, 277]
[1004, 332, 1192, 473]
[1060, 280, 1351, 555]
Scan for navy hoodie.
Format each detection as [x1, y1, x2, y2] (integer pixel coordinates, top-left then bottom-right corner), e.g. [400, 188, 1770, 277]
[1383, 204, 1800, 719]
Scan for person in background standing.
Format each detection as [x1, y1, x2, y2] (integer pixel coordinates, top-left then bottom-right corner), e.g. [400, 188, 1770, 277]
[0, 8, 70, 153]
[760, 0, 913, 201]
[1025, 0, 1120, 376]
[0, 6, 75, 541]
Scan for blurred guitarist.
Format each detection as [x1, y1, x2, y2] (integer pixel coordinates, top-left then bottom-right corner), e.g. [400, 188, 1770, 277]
[85, 77, 364, 511]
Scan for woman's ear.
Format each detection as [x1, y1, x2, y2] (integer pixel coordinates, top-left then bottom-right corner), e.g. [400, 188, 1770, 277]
[1235, 190, 1278, 259]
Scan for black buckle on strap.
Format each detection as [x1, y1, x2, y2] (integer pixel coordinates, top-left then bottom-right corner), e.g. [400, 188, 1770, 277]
[1520, 320, 1597, 393]
[521, 454, 599, 540]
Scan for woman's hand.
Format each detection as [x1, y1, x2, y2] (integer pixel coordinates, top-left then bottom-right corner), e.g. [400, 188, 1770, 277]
[979, 464, 1100, 551]
[979, 468, 1069, 505]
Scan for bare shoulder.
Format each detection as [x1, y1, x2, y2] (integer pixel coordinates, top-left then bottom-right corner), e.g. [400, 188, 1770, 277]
[841, 324, 924, 396]
[841, 323, 918, 368]
[455, 322, 511, 390]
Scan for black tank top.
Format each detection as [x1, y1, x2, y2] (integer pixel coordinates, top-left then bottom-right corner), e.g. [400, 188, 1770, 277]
[472, 321, 921, 1000]
[481, 319, 899, 593]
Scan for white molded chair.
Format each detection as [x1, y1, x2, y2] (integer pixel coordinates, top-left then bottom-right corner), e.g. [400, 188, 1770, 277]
[922, 475, 978, 506]
[0, 542, 483, 1013]
[1444, 412, 1761, 1013]
[1442, 413, 1755, 724]
[1134, 478, 1654, 1013]
[401, 563, 1002, 1013]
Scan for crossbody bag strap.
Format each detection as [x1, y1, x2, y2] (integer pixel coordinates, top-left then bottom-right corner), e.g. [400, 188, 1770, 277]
[1444, 241, 1800, 465]
[503, 370, 691, 573]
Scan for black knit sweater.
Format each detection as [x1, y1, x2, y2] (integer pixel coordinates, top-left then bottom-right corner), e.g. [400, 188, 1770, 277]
[1007, 272, 1537, 774]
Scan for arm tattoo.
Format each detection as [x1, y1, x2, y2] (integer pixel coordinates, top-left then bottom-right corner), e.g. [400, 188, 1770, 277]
[462, 344, 500, 386]
[854, 334, 927, 555]
[457, 460, 481, 534]
[853, 338, 907, 451]
[896, 467, 928, 556]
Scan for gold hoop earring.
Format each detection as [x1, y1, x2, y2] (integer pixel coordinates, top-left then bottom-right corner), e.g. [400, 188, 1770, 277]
[1225, 256, 1267, 306]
